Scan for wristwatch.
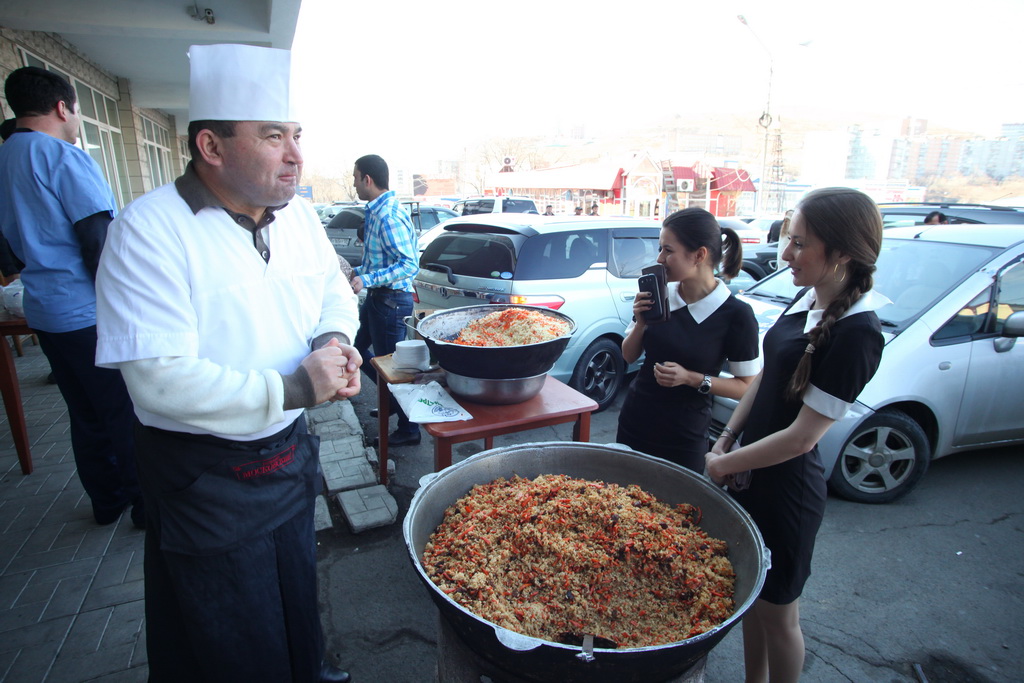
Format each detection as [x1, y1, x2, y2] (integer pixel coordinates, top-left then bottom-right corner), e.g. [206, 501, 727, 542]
[698, 374, 712, 395]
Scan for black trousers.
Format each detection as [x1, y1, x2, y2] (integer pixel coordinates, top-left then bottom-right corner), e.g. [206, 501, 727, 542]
[35, 326, 140, 516]
[135, 419, 324, 683]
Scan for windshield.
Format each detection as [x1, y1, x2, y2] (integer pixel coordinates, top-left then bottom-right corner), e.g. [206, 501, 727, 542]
[745, 239, 997, 328]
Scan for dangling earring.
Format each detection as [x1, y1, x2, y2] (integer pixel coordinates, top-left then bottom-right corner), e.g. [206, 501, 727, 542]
[833, 263, 847, 283]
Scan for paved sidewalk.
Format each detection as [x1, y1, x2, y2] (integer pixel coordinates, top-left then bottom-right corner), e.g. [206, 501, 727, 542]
[0, 342, 374, 683]
[0, 343, 146, 682]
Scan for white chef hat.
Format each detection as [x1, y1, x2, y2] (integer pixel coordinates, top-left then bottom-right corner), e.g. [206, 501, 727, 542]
[188, 43, 300, 123]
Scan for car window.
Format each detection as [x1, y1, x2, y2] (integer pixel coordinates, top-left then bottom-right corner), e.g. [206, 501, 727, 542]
[610, 236, 659, 278]
[417, 225, 445, 252]
[881, 212, 977, 228]
[514, 231, 606, 280]
[502, 199, 537, 213]
[933, 289, 993, 341]
[463, 200, 494, 215]
[417, 208, 439, 231]
[420, 233, 517, 279]
[933, 261, 1024, 342]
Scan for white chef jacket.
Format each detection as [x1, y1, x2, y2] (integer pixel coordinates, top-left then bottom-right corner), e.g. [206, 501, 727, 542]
[96, 182, 359, 440]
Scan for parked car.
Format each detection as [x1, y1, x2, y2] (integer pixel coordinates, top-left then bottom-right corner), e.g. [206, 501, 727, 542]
[718, 216, 767, 246]
[741, 203, 1024, 282]
[325, 202, 457, 266]
[711, 223, 1024, 503]
[741, 241, 785, 281]
[451, 196, 539, 216]
[319, 202, 361, 226]
[414, 215, 663, 410]
[875, 202, 1024, 227]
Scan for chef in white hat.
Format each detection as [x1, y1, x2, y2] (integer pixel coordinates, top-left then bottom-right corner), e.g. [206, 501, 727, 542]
[95, 44, 358, 683]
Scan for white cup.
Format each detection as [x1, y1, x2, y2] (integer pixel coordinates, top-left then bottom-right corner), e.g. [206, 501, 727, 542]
[393, 340, 430, 370]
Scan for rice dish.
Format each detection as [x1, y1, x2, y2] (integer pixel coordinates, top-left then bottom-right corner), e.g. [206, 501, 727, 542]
[453, 308, 570, 347]
[422, 474, 735, 649]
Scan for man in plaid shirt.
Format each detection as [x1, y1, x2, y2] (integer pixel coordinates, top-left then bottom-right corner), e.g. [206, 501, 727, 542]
[350, 154, 421, 445]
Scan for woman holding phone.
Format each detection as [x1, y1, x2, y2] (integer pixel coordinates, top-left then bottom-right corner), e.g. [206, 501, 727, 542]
[616, 207, 760, 472]
[706, 188, 888, 682]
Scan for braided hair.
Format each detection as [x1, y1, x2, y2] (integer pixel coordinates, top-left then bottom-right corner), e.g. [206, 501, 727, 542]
[786, 188, 883, 400]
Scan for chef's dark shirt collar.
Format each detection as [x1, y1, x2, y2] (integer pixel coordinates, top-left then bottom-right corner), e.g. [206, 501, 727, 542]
[175, 162, 286, 262]
[174, 161, 287, 231]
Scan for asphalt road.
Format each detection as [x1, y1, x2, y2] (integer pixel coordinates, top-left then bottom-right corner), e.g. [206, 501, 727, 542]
[318, 380, 1024, 682]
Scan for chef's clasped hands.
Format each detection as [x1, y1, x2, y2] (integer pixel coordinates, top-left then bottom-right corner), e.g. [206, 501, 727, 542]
[302, 337, 362, 403]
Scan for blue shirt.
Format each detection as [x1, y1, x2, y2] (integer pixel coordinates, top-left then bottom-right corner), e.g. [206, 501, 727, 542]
[355, 190, 418, 292]
[0, 130, 116, 332]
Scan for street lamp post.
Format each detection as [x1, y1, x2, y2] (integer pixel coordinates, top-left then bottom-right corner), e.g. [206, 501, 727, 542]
[737, 14, 774, 217]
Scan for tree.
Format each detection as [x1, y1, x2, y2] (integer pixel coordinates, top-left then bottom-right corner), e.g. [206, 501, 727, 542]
[304, 170, 356, 203]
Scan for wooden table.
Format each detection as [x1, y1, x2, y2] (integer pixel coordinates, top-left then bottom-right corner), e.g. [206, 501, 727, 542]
[0, 315, 34, 474]
[370, 355, 598, 485]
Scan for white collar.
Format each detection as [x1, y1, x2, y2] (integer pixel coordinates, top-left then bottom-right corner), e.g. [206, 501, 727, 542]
[786, 288, 893, 333]
[667, 278, 731, 324]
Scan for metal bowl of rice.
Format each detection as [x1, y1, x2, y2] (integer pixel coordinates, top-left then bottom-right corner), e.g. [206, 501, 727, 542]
[404, 442, 770, 683]
[415, 305, 575, 381]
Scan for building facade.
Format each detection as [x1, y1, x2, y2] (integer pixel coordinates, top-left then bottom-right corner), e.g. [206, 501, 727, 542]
[1, 28, 187, 209]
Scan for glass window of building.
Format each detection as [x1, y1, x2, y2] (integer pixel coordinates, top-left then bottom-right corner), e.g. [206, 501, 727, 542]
[178, 137, 191, 176]
[142, 116, 172, 189]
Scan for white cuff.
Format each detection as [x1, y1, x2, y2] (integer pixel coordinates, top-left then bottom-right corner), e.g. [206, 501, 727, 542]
[804, 383, 852, 421]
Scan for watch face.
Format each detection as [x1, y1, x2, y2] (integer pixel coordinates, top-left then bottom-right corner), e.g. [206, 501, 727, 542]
[699, 376, 711, 394]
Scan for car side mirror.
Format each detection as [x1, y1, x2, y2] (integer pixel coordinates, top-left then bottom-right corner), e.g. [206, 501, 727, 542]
[1001, 310, 1024, 338]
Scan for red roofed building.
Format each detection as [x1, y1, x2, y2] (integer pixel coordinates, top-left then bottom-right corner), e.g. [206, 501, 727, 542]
[709, 167, 756, 217]
[490, 153, 663, 216]
[663, 164, 756, 217]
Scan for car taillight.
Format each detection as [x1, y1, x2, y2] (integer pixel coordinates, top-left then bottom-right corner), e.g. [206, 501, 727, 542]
[412, 289, 420, 304]
[741, 237, 761, 244]
[504, 295, 565, 310]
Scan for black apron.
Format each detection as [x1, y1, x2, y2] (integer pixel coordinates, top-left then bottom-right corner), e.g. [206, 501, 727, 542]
[135, 418, 324, 683]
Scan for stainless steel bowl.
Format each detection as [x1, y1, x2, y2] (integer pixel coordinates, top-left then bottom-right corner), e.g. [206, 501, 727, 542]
[415, 305, 575, 380]
[445, 371, 547, 405]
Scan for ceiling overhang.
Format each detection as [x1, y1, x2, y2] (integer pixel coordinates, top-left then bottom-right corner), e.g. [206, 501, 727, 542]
[0, 0, 302, 132]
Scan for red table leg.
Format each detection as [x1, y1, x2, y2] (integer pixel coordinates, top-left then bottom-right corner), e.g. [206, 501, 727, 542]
[573, 411, 591, 443]
[0, 337, 32, 474]
[434, 437, 453, 473]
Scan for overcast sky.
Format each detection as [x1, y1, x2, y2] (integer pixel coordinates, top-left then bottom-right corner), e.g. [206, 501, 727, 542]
[290, 0, 1023, 175]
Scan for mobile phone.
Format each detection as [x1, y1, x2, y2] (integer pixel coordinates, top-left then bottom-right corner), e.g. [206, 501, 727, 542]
[638, 273, 664, 321]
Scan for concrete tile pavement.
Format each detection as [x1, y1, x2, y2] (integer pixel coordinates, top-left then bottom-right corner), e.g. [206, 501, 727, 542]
[0, 343, 148, 683]
[0, 342, 387, 682]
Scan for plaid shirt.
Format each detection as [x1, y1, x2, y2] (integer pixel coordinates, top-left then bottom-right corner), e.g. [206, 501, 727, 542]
[356, 190, 418, 292]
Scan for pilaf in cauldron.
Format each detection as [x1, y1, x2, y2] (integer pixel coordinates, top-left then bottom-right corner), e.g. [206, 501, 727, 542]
[422, 474, 735, 649]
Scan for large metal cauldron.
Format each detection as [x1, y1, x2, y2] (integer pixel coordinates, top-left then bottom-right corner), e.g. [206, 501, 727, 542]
[404, 442, 770, 683]
[414, 305, 575, 380]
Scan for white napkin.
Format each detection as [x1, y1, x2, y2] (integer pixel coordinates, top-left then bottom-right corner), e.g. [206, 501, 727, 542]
[387, 381, 473, 424]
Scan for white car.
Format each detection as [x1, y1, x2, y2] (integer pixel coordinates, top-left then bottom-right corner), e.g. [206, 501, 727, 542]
[451, 196, 539, 215]
[712, 224, 1024, 503]
[415, 215, 662, 411]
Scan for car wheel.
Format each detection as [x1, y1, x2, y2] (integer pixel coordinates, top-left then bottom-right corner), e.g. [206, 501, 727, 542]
[828, 409, 930, 504]
[742, 263, 766, 281]
[569, 338, 625, 413]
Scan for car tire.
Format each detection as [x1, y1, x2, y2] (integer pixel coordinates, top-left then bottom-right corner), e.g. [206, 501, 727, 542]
[569, 338, 625, 413]
[742, 263, 766, 281]
[828, 409, 930, 504]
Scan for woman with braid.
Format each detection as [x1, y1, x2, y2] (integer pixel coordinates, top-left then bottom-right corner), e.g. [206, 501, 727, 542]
[705, 187, 889, 683]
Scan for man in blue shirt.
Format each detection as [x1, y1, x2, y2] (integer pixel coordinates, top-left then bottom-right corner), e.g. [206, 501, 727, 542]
[350, 154, 421, 445]
[0, 67, 141, 527]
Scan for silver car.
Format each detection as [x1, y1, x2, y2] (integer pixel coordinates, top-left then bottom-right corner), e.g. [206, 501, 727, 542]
[414, 215, 662, 410]
[712, 224, 1024, 503]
